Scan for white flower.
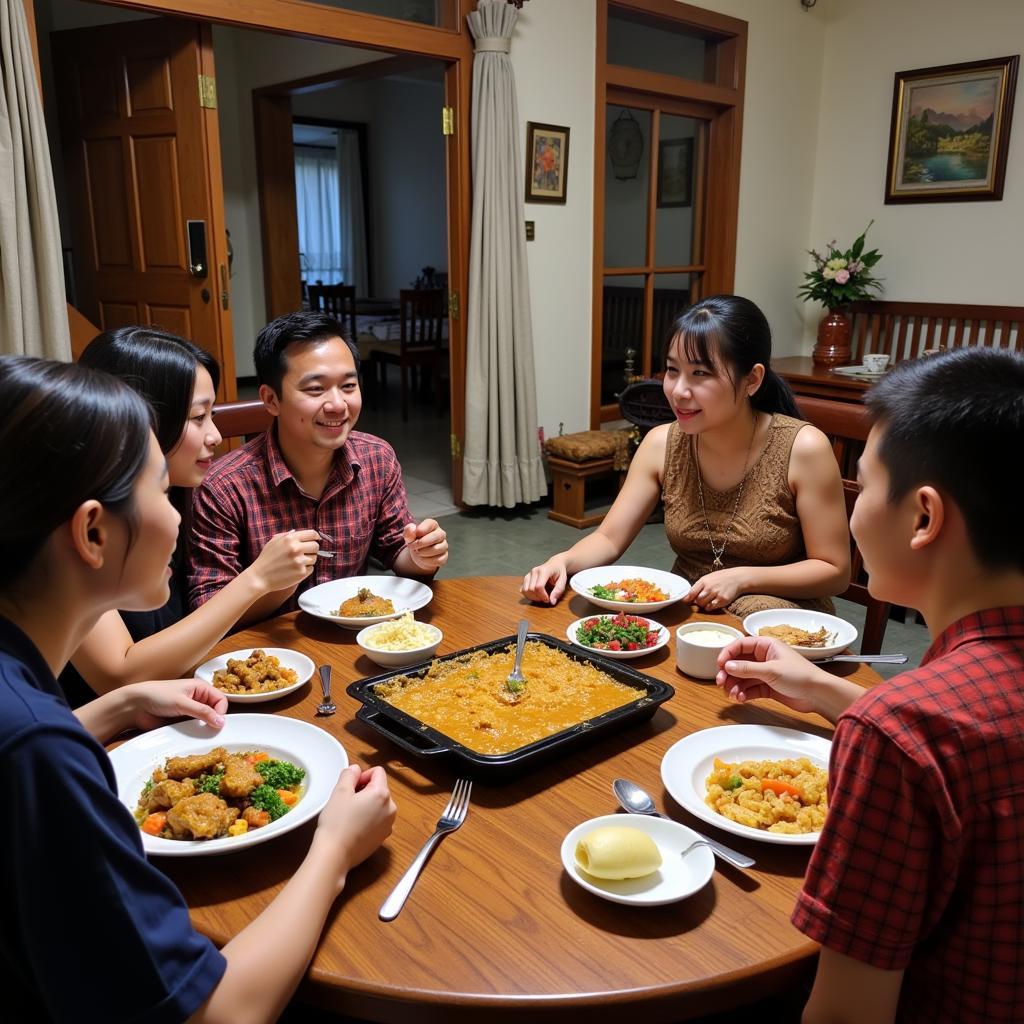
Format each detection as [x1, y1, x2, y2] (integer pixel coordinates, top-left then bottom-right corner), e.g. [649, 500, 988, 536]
[822, 267, 836, 280]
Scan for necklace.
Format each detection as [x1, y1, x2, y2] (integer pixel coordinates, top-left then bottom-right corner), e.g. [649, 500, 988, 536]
[694, 414, 759, 571]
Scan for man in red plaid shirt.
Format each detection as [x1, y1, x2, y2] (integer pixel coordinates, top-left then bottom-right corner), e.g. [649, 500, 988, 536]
[715, 348, 1024, 1023]
[188, 311, 448, 623]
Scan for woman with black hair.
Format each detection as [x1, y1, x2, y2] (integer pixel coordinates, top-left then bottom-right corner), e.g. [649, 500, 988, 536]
[523, 295, 850, 616]
[0, 355, 395, 1023]
[67, 327, 320, 697]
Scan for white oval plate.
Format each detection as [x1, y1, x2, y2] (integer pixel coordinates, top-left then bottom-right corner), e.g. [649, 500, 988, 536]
[565, 615, 669, 661]
[831, 364, 886, 380]
[194, 647, 314, 703]
[661, 724, 831, 846]
[109, 714, 347, 857]
[561, 813, 714, 906]
[742, 608, 858, 661]
[568, 565, 691, 615]
[298, 575, 433, 628]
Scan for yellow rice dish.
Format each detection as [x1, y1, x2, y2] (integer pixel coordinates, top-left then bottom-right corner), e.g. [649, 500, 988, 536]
[374, 641, 640, 756]
[705, 756, 828, 834]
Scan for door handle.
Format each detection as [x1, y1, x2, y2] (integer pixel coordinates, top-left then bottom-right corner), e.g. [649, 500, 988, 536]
[187, 220, 208, 278]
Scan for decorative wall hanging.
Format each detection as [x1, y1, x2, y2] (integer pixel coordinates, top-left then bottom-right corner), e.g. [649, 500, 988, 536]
[885, 55, 1018, 203]
[656, 137, 693, 207]
[525, 121, 570, 203]
[608, 108, 644, 180]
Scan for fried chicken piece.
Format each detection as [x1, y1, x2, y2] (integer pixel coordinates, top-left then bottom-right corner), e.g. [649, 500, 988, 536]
[144, 777, 196, 812]
[166, 792, 239, 840]
[758, 624, 832, 648]
[221, 754, 263, 799]
[242, 806, 271, 829]
[165, 746, 228, 780]
[337, 587, 395, 618]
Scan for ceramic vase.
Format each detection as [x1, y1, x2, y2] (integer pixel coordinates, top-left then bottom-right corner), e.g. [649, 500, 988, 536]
[812, 309, 852, 367]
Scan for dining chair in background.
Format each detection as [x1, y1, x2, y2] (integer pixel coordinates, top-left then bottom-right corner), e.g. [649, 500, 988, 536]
[367, 287, 447, 421]
[307, 282, 358, 348]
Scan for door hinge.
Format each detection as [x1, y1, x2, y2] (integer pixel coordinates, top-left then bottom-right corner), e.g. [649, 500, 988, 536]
[450, 434, 462, 459]
[198, 75, 217, 109]
[441, 106, 455, 136]
[448, 291, 460, 320]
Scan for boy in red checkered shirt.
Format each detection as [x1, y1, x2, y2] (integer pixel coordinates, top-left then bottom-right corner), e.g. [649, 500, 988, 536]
[716, 347, 1024, 1024]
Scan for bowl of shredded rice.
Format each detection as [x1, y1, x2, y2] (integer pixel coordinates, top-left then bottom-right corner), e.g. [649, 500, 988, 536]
[356, 612, 443, 668]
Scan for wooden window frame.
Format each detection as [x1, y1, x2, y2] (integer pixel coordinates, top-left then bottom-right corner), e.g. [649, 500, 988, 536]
[593, 0, 747, 424]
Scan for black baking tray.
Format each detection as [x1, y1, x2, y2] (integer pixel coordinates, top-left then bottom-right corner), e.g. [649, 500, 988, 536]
[346, 631, 674, 779]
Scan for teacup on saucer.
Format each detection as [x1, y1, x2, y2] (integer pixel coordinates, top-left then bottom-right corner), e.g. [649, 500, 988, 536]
[862, 353, 889, 373]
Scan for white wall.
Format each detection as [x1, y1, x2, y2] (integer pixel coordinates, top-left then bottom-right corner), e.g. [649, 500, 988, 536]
[807, 0, 1024, 323]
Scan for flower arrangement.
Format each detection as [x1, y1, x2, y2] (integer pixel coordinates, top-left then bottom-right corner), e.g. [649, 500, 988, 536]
[799, 222, 883, 311]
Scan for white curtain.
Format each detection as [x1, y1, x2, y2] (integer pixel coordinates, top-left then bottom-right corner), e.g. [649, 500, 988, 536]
[336, 129, 367, 297]
[0, 0, 70, 358]
[295, 144, 342, 284]
[462, 0, 546, 507]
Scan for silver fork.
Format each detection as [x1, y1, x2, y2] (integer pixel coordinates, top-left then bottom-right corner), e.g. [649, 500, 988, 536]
[506, 619, 529, 693]
[316, 664, 336, 716]
[379, 778, 472, 921]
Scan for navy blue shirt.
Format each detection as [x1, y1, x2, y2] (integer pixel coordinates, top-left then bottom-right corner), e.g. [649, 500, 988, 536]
[0, 617, 226, 1022]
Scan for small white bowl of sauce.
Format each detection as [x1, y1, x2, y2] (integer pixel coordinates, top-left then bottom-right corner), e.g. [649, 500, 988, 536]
[675, 622, 744, 681]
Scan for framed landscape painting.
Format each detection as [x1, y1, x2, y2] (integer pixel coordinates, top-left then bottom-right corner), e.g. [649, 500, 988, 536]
[885, 55, 1019, 203]
[525, 122, 570, 204]
[657, 137, 693, 207]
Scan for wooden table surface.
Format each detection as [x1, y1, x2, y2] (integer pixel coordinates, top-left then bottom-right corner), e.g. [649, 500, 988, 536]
[164, 577, 879, 1023]
[773, 355, 872, 403]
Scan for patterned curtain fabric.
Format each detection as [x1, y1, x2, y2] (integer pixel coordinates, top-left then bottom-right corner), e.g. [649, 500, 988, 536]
[462, 0, 546, 507]
[0, 0, 70, 358]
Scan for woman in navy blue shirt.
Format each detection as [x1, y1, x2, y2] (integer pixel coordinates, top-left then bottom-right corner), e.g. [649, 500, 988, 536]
[66, 327, 322, 700]
[0, 355, 396, 1023]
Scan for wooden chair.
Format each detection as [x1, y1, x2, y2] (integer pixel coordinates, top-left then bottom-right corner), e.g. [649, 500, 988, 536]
[213, 399, 272, 451]
[795, 396, 891, 654]
[307, 282, 358, 344]
[368, 288, 446, 421]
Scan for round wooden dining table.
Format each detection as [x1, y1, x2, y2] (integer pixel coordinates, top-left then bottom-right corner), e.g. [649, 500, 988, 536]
[161, 576, 881, 1023]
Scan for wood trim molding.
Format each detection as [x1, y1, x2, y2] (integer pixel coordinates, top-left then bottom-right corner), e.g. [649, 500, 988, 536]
[255, 53, 439, 98]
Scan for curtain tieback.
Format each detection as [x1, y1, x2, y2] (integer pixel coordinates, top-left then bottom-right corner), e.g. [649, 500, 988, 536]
[474, 37, 511, 53]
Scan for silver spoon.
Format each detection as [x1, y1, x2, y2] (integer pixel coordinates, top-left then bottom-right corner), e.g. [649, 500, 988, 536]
[613, 778, 755, 870]
[818, 653, 907, 664]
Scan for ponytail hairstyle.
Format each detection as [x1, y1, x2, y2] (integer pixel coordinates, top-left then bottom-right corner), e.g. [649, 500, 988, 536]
[662, 295, 800, 418]
[0, 356, 153, 591]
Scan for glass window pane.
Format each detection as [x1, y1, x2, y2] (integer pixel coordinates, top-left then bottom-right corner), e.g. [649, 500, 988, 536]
[604, 105, 651, 268]
[607, 7, 713, 83]
[654, 115, 699, 269]
[601, 274, 646, 405]
[308, 0, 451, 29]
[653, 273, 694, 369]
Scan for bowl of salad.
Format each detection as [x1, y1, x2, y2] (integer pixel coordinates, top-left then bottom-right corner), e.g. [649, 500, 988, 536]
[565, 613, 670, 661]
[568, 565, 690, 614]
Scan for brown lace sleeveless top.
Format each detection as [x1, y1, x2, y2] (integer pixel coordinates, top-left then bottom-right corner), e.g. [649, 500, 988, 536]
[662, 415, 834, 616]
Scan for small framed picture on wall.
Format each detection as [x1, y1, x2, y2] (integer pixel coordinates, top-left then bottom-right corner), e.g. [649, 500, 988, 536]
[657, 137, 693, 208]
[525, 122, 570, 204]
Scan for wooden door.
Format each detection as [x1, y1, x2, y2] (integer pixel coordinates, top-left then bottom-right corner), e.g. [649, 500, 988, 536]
[51, 18, 235, 397]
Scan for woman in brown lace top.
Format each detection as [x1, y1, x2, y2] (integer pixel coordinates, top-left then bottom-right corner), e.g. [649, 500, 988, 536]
[522, 296, 850, 617]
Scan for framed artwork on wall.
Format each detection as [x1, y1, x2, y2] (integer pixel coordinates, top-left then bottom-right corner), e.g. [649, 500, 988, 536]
[885, 55, 1019, 203]
[525, 122, 570, 204]
[656, 137, 693, 207]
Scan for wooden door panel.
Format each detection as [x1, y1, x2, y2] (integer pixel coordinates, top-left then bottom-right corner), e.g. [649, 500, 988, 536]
[84, 138, 133, 269]
[126, 57, 174, 114]
[134, 137, 185, 269]
[145, 305, 192, 338]
[99, 301, 141, 330]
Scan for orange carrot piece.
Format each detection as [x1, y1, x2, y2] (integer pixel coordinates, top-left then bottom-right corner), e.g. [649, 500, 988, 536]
[247, 751, 270, 765]
[141, 812, 167, 836]
[761, 778, 801, 799]
[277, 789, 298, 805]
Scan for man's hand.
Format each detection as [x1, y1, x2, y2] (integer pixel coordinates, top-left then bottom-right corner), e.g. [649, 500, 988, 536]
[401, 519, 448, 574]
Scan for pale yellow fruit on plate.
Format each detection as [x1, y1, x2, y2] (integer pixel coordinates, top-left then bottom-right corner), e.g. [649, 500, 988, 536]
[574, 825, 662, 880]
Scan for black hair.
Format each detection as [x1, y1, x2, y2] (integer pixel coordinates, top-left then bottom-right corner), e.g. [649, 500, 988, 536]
[253, 310, 360, 395]
[79, 326, 220, 455]
[866, 347, 1024, 573]
[662, 295, 800, 418]
[0, 356, 152, 590]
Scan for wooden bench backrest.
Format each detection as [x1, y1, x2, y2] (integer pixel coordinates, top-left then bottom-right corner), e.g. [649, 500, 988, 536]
[848, 300, 1024, 364]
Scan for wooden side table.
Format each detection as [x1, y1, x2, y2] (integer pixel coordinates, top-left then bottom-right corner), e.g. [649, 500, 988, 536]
[773, 356, 870, 405]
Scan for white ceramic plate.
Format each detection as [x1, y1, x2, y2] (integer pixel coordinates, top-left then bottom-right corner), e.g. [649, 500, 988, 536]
[194, 647, 314, 703]
[661, 724, 831, 846]
[565, 614, 669, 661]
[109, 714, 347, 857]
[742, 608, 858, 661]
[831, 364, 886, 380]
[568, 566, 691, 615]
[298, 576, 433, 628]
[561, 814, 714, 906]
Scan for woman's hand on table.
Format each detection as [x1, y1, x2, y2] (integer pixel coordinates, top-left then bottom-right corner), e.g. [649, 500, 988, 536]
[522, 556, 569, 604]
[313, 764, 397, 893]
[249, 529, 322, 591]
[684, 568, 748, 610]
[715, 636, 861, 724]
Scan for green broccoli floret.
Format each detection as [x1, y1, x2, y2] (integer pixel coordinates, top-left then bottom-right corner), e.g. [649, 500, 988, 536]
[197, 773, 224, 795]
[250, 784, 290, 821]
[141, 779, 154, 797]
[255, 759, 306, 789]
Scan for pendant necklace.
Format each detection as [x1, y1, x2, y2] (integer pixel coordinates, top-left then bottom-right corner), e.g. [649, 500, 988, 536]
[694, 414, 759, 571]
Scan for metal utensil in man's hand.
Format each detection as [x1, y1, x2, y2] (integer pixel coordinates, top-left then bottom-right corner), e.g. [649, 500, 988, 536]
[316, 664, 336, 716]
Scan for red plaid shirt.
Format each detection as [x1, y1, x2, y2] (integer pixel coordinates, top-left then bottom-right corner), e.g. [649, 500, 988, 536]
[188, 428, 411, 613]
[793, 606, 1024, 1023]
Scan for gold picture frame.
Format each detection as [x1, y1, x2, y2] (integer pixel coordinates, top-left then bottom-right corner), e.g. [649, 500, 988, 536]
[525, 122, 570, 204]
